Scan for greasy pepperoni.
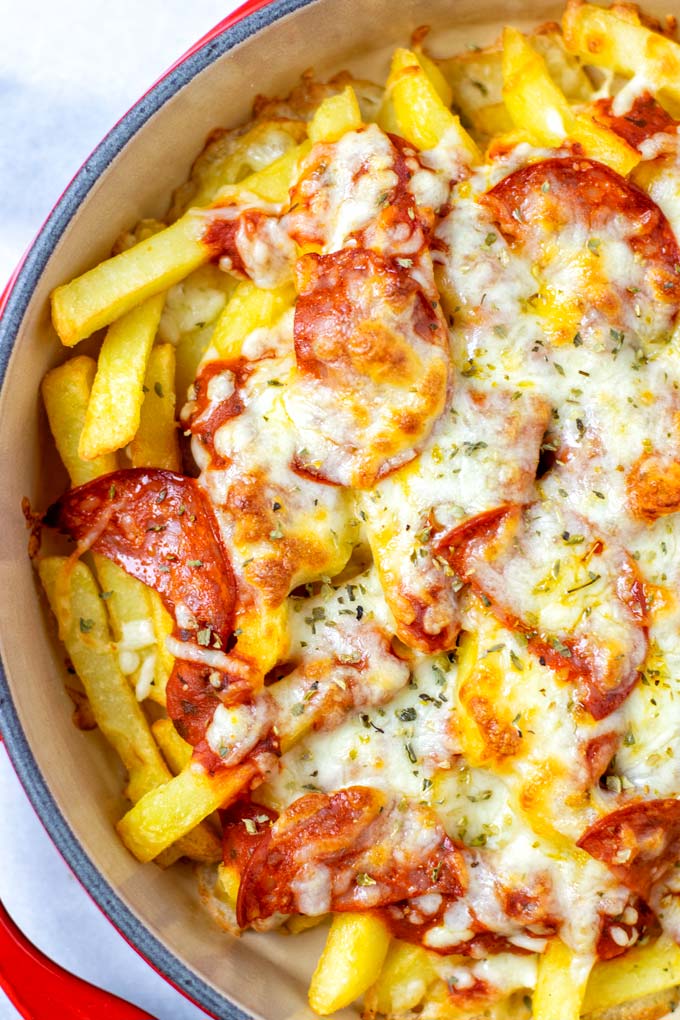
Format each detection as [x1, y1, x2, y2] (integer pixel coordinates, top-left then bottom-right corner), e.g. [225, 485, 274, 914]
[583, 732, 619, 786]
[578, 799, 680, 899]
[237, 786, 385, 925]
[481, 157, 680, 304]
[591, 93, 678, 150]
[45, 468, 235, 645]
[627, 452, 680, 522]
[236, 787, 467, 927]
[289, 245, 449, 488]
[221, 801, 277, 874]
[294, 247, 443, 380]
[439, 506, 647, 721]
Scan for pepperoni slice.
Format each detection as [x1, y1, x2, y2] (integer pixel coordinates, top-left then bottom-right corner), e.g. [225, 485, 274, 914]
[591, 93, 678, 151]
[627, 451, 680, 522]
[578, 799, 680, 899]
[222, 801, 278, 874]
[236, 787, 466, 926]
[481, 156, 680, 305]
[439, 504, 648, 720]
[288, 246, 449, 488]
[45, 468, 235, 646]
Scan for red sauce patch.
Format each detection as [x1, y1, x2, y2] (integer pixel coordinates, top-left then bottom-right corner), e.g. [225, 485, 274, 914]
[591, 93, 678, 150]
[185, 359, 247, 466]
[201, 208, 274, 277]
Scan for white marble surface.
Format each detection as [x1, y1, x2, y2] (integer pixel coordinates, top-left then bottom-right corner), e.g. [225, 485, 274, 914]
[0, 2, 244, 1017]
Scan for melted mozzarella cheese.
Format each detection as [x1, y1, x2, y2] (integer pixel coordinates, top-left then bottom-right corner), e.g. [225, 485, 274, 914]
[180, 101, 680, 976]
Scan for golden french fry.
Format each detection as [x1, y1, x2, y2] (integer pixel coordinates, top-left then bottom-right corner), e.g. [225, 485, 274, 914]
[151, 718, 223, 864]
[51, 219, 207, 347]
[129, 342, 180, 471]
[78, 294, 164, 460]
[117, 760, 258, 862]
[38, 557, 169, 804]
[533, 938, 591, 1020]
[146, 593, 174, 707]
[171, 119, 307, 217]
[151, 717, 193, 774]
[308, 85, 363, 144]
[42, 357, 118, 486]
[309, 913, 391, 1015]
[52, 143, 310, 347]
[91, 553, 162, 704]
[501, 27, 639, 177]
[563, 1, 680, 106]
[582, 937, 680, 1015]
[211, 280, 296, 359]
[210, 138, 311, 205]
[232, 600, 289, 678]
[215, 863, 241, 909]
[380, 48, 480, 162]
[414, 49, 453, 107]
[365, 940, 438, 1017]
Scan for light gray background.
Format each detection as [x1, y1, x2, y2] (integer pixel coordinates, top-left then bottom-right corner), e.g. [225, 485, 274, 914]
[0, 2, 242, 1017]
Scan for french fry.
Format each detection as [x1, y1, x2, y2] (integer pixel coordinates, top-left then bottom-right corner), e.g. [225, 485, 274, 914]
[379, 48, 480, 163]
[215, 862, 241, 908]
[116, 759, 258, 862]
[170, 119, 307, 218]
[146, 592, 174, 707]
[42, 357, 118, 486]
[582, 937, 680, 1015]
[51, 218, 207, 347]
[129, 342, 180, 471]
[501, 27, 639, 177]
[308, 85, 363, 144]
[413, 48, 453, 107]
[563, 0, 680, 106]
[151, 717, 193, 774]
[211, 280, 296, 359]
[151, 718, 223, 865]
[365, 940, 438, 1017]
[92, 555, 153, 644]
[232, 600, 289, 678]
[78, 294, 165, 461]
[38, 556, 169, 805]
[308, 913, 391, 1015]
[210, 139, 311, 206]
[532, 938, 591, 1020]
[51, 143, 310, 348]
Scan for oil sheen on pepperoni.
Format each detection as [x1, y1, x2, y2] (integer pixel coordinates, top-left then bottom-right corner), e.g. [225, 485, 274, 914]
[481, 156, 680, 304]
[578, 798, 680, 899]
[45, 468, 235, 644]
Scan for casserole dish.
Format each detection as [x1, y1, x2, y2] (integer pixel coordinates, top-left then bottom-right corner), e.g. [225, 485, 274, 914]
[4, 1, 680, 1018]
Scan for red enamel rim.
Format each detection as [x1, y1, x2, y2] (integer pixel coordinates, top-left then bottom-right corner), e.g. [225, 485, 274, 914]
[0, 897, 157, 1020]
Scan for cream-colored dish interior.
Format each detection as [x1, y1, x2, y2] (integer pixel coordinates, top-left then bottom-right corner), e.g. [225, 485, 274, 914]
[1, 0, 672, 1017]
